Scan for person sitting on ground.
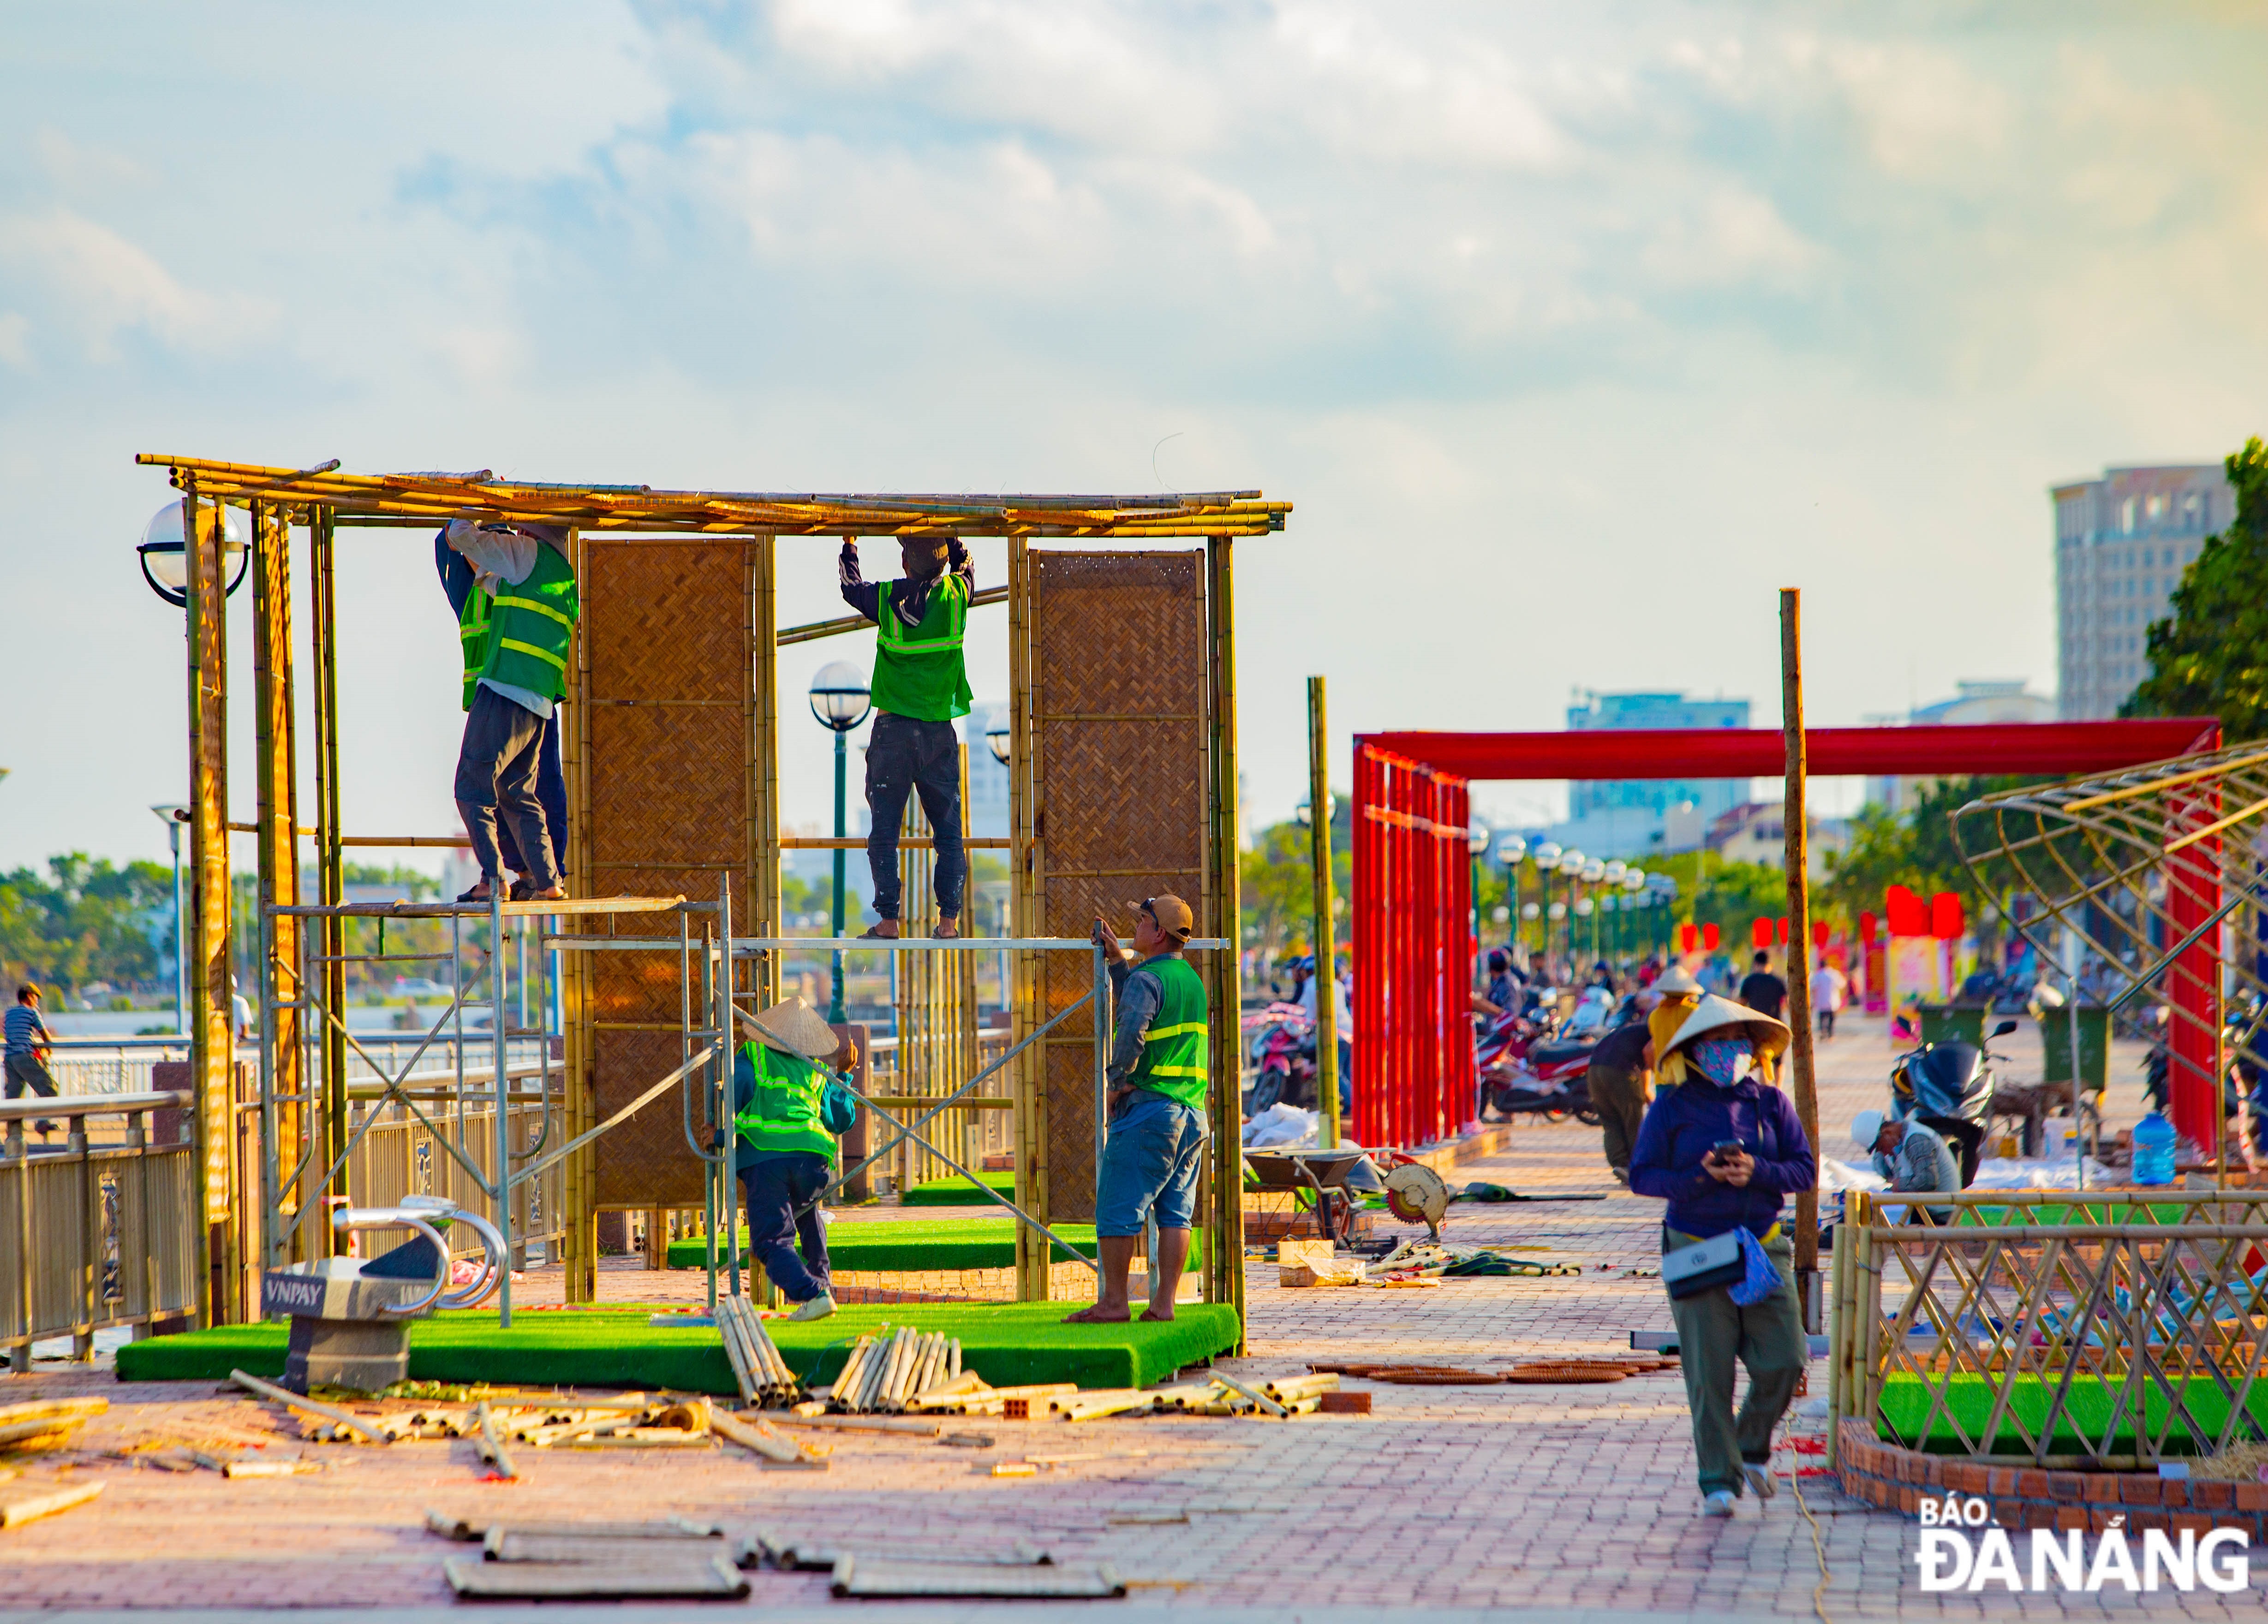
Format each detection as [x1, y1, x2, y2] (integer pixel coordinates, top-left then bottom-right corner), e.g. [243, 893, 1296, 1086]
[1629, 994, 1812, 1519]
[1737, 949, 1787, 1021]
[840, 534, 975, 939]
[443, 515, 578, 905]
[1067, 895, 1209, 1326]
[1851, 1108, 1962, 1223]
[3, 984, 59, 1137]
[726, 996, 860, 1322]
[437, 527, 567, 896]
[1645, 963, 1706, 1092]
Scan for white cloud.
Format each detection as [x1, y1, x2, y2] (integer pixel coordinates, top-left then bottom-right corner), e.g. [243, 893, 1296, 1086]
[0, 208, 271, 360]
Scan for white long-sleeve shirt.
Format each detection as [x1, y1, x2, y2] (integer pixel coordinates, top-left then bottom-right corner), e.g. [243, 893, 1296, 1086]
[446, 519, 559, 720]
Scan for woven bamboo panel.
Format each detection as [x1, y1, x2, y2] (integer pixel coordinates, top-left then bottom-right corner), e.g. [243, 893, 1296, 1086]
[1031, 550, 1208, 1220]
[581, 542, 749, 1210]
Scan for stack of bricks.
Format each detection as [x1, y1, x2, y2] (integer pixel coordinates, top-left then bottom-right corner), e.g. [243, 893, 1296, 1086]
[1836, 1417, 2268, 1535]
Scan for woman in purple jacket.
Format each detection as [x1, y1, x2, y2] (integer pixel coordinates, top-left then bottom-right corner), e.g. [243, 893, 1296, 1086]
[1630, 994, 1813, 1518]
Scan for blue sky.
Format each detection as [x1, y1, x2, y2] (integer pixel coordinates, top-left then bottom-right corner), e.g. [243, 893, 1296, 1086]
[4, 1, 2266, 869]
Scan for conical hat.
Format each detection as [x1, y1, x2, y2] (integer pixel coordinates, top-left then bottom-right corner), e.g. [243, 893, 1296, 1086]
[1660, 992, 1791, 1064]
[1654, 965, 1704, 997]
[736, 996, 842, 1062]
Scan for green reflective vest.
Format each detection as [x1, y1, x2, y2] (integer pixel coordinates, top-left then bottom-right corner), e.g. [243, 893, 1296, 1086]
[457, 585, 493, 712]
[1130, 955, 1210, 1113]
[477, 544, 580, 703]
[870, 575, 972, 722]
[733, 1043, 837, 1163]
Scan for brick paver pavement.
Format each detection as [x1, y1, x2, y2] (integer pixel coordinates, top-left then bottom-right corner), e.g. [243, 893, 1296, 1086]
[0, 1014, 2225, 1618]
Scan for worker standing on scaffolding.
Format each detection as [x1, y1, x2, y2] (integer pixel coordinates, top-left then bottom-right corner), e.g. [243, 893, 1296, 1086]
[436, 529, 567, 895]
[1067, 895, 1207, 1326]
[729, 997, 860, 1322]
[839, 534, 974, 938]
[444, 516, 576, 904]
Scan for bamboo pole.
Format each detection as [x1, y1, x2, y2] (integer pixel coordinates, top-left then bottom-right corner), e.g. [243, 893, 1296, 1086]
[1207, 536, 1245, 1334]
[310, 507, 347, 1247]
[229, 1368, 388, 1443]
[1780, 588, 1821, 1331]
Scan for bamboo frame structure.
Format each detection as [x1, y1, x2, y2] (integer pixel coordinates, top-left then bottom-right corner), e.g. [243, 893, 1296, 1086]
[138, 454, 1283, 1326]
[1831, 1189, 2268, 1468]
[1953, 741, 2268, 1163]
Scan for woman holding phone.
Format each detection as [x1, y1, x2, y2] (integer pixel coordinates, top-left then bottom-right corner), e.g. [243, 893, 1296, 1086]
[1629, 994, 1814, 1519]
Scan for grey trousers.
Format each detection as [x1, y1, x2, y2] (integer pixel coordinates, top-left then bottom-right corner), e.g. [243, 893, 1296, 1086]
[454, 687, 559, 890]
[1664, 1227, 1807, 1497]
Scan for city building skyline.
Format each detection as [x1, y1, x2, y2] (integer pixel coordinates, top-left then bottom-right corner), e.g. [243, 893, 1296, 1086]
[2053, 464, 2231, 721]
[1549, 689, 1753, 858]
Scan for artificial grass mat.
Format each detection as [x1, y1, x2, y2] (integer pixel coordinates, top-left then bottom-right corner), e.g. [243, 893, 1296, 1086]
[1876, 1371, 2268, 1455]
[113, 1301, 1240, 1396]
[902, 1172, 1018, 1207]
[664, 1216, 1202, 1273]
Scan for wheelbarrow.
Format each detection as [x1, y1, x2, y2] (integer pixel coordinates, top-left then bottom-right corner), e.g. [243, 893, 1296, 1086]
[1242, 1147, 1374, 1247]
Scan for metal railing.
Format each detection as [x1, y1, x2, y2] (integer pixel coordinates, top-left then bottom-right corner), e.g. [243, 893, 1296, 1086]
[0, 1092, 199, 1369]
[1831, 1188, 2268, 1468]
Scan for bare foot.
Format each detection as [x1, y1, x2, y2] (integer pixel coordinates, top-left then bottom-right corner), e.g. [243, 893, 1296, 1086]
[1062, 1304, 1131, 1325]
[1138, 1306, 1176, 1322]
[860, 919, 902, 939]
[932, 916, 961, 939]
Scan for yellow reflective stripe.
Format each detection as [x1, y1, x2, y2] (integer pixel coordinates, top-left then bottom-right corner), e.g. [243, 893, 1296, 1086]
[492, 593, 575, 629]
[1145, 1021, 1208, 1040]
[1144, 1063, 1209, 1077]
[498, 638, 567, 672]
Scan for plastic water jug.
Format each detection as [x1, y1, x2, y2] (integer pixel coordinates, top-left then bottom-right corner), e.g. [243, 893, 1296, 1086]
[2132, 1111, 2177, 1187]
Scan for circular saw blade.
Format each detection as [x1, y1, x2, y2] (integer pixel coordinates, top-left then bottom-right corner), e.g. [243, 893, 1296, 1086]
[1383, 1162, 1448, 1227]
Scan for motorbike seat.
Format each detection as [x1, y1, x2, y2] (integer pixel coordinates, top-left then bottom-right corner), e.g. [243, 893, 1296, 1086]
[1530, 1039, 1594, 1065]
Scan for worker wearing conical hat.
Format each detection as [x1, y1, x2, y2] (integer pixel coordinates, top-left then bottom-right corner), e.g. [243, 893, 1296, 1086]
[1629, 994, 1813, 1518]
[1645, 964, 1707, 1092]
[727, 997, 859, 1321]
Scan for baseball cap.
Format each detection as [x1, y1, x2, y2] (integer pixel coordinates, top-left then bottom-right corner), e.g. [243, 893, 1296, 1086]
[1138, 894, 1195, 940]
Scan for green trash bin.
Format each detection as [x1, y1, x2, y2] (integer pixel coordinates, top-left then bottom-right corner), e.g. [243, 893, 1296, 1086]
[2038, 1005, 2110, 1089]
[1915, 1003, 1987, 1046]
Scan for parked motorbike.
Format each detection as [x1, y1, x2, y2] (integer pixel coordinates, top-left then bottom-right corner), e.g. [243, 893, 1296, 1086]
[1243, 1003, 1319, 1115]
[1888, 1018, 2018, 1183]
[1480, 1010, 1600, 1124]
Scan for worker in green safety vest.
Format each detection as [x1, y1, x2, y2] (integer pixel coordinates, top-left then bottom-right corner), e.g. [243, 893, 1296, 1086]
[728, 996, 860, 1321]
[436, 530, 567, 896]
[1067, 894, 1210, 1326]
[443, 517, 579, 904]
[838, 534, 975, 938]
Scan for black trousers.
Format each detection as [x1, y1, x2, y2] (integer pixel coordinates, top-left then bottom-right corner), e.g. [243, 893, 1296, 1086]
[865, 712, 965, 920]
[454, 687, 559, 890]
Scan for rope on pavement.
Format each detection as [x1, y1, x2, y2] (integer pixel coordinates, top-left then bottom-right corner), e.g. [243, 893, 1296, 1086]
[1787, 1466, 1833, 1624]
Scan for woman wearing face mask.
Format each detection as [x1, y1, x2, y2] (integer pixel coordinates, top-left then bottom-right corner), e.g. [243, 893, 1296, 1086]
[1629, 994, 1813, 1519]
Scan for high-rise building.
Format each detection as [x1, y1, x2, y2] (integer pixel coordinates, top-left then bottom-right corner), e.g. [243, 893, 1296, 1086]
[1551, 690, 1751, 857]
[2053, 465, 2232, 720]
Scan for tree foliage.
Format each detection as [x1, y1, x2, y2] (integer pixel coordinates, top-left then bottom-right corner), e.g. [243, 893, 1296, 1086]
[1240, 798, 1349, 958]
[0, 855, 174, 993]
[2125, 436, 2268, 740]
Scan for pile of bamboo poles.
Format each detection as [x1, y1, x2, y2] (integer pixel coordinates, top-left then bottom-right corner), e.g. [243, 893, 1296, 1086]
[827, 1365, 1339, 1422]
[717, 1294, 800, 1408]
[827, 1328, 963, 1414]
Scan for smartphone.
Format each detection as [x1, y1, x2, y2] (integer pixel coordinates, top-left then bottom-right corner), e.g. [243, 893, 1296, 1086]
[1708, 1140, 1743, 1162]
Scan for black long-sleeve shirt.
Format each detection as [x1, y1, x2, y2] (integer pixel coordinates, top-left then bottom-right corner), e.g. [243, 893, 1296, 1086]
[840, 538, 974, 630]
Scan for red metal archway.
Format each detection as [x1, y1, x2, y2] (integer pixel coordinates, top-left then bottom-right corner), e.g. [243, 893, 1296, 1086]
[1350, 718, 2223, 1151]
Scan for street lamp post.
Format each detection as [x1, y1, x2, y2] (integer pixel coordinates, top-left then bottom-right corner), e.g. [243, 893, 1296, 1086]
[1556, 848, 1585, 978]
[152, 806, 189, 1035]
[1466, 825, 1488, 944]
[809, 661, 874, 1024]
[1495, 835, 1526, 961]
[1530, 842, 1562, 976]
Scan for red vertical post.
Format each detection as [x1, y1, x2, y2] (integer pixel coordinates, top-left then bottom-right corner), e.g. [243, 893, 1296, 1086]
[1353, 746, 1382, 1147]
[1446, 776, 1474, 1132]
[2166, 778, 2222, 1156]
